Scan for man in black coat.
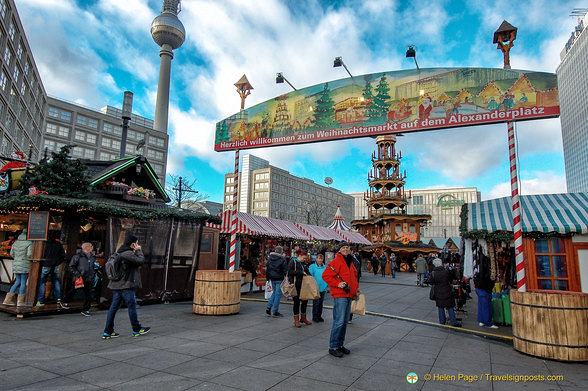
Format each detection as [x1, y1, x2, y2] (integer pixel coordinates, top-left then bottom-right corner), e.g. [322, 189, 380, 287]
[102, 234, 150, 339]
[265, 245, 287, 317]
[64, 242, 96, 316]
[429, 258, 461, 327]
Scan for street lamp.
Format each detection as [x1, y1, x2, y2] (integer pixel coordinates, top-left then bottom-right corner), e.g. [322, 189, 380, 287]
[275, 72, 297, 90]
[333, 56, 353, 78]
[405, 45, 419, 70]
[120, 91, 133, 158]
[306, 203, 311, 224]
[172, 176, 199, 208]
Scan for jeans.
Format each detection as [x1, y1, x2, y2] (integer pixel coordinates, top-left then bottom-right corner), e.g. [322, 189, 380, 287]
[476, 288, 493, 326]
[329, 297, 351, 349]
[9, 273, 28, 295]
[438, 307, 459, 326]
[312, 291, 325, 320]
[417, 273, 425, 286]
[104, 289, 142, 334]
[38, 266, 62, 302]
[266, 280, 283, 313]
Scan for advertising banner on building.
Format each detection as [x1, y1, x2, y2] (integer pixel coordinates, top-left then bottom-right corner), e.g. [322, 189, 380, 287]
[214, 67, 559, 152]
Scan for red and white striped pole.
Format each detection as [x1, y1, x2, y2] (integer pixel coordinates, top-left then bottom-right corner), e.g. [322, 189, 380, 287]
[228, 149, 239, 272]
[508, 121, 525, 291]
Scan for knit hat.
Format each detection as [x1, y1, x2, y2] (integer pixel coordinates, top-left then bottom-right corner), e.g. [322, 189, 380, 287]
[274, 245, 283, 254]
[432, 258, 442, 267]
[123, 234, 139, 246]
[337, 241, 350, 252]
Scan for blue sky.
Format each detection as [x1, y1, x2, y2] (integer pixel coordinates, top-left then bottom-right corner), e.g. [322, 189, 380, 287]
[16, 0, 581, 202]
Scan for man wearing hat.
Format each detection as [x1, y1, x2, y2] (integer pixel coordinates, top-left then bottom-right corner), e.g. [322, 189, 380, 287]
[102, 234, 150, 339]
[322, 241, 359, 358]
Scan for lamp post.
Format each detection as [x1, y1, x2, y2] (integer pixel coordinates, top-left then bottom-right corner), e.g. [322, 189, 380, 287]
[494, 20, 525, 292]
[306, 203, 311, 224]
[405, 45, 419, 70]
[120, 91, 133, 158]
[173, 176, 199, 208]
[276, 72, 297, 90]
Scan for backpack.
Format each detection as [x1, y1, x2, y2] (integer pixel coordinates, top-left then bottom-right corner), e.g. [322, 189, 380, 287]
[105, 252, 124, 281]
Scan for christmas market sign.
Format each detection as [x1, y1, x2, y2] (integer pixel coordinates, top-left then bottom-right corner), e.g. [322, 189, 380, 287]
[215, 67, 559, 151]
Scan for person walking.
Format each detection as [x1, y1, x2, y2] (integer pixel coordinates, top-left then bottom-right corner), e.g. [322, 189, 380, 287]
[370, 252, 379, 275]
[103, 234, 151, 339]
[415, 253, 427, 287]
[3, 229, 33, 307]
[309, 253, 327, 322]
[64, 242, 96, 316]
[36, 233, 68, 308]
[288, 249, 312, 327]
[389, 251, 397, 278]
[322, 242, 358, 358]
[265, 245, 287, 317]
[429, 258, 461, 327]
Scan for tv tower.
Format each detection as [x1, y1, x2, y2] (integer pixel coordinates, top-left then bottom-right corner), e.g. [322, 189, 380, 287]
[151, 0, 185, 132]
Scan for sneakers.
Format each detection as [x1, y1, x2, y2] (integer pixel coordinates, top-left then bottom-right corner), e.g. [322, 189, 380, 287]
[81, 310, 91, 317]
[58, 300, 69, 309]
[479, 322, 485, 327]
[102, 332, 120, 340]
[132, 327, 151, 337]
[486, 325, 499, 329]
[266, 307, 271, 316]
[329, 348, 344, 358]
[338, 346, 351, 355]
[35, 301, 45, 307]
[272, 312, 283, 317]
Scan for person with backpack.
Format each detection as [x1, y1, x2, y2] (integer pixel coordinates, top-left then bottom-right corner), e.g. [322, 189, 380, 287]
[102, 234, 150, 339]
[265, 245, 287, 317]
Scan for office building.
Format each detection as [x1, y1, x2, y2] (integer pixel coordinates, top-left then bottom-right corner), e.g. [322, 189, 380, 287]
[350, 186, 480, 238]
[223, 154, 353, 226]
[43, 97, 169, 182]
[556, 11, 588, 192]
[0, 0, 47, 163]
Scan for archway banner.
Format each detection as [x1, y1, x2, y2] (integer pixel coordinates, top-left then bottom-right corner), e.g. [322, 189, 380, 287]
[214, 67, 559, 151]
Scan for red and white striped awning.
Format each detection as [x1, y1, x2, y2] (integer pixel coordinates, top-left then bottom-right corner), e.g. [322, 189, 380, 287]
[208, 211, 371, 245]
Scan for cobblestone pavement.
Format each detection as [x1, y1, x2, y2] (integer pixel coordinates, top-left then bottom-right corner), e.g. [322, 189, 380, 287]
[0, 271, 586, 390]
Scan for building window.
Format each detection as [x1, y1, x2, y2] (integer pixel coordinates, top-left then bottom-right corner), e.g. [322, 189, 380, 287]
[77, 114, 98, 129]
[0, 71, 7, 92]
[534, 238, 569, 291]
[0, 0, 7, 19]
[48, 106, 72, 122]
[149, 136, 165, 148]
[16, 41, 23, 59]
[74, 130, 96, 144]
[147, 149, 164, 160]
[103, 122, 122, 136]
[8, 20, 16, 41]
[101, 137, 121, 150]
[24, 60, 29, 76]
[99, 151, 117, 160]
[3, 47, 11, 65]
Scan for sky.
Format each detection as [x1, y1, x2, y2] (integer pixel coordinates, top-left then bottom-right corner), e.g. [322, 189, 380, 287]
[15, 0, 583, 203]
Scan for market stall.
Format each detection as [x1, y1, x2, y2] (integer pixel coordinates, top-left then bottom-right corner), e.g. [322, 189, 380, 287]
[461, 192, 588, 361]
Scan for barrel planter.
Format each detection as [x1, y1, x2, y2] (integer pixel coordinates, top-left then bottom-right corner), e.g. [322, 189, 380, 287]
[193, 270, 241, 315]
[511, 290, 588, 362]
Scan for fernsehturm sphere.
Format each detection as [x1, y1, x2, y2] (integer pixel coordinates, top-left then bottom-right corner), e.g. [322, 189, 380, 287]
[151, 0, 185, 132]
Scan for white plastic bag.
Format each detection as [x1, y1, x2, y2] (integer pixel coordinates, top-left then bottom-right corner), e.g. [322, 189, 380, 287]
[264, 280, 273, 299]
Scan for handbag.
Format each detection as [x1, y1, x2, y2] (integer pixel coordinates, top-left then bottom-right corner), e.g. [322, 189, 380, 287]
[350, 293, 366, 315]
[281, 275, 297, 297]
[299, 275, 320, 301]
[429, 285, 436, 300]
[74, 276, 84, 289]
[264, 280, 273, 300]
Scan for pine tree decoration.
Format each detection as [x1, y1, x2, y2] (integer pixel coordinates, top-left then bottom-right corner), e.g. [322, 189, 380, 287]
[372, 74, 391, 118]
[363, 78, 379, 119]
[216, 120, 230, 143]
[314, 83, 335, 129]
[19, 145, 91, 198]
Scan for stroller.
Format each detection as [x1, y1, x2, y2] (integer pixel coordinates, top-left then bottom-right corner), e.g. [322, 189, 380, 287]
[453, 277, 471, 312]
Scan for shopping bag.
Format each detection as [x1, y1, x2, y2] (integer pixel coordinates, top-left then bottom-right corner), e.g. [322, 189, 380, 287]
[74, 276, 84, 289]
[350, 293, 366, 315]
[299, 275, 320, 301]
[280, 275, 297, 297]
[264, 280, 273, 300]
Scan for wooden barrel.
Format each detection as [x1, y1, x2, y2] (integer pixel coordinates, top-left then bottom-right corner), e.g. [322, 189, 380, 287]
[511, 290, 588, 362]
[193, 270, 241, 315]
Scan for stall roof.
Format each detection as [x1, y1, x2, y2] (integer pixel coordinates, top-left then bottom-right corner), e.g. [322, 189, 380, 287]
[210, 211, 372, 245]
[466, 193, 588, 234]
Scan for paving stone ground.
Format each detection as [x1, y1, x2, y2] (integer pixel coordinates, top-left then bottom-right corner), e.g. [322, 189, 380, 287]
[1, 271, 586, 390]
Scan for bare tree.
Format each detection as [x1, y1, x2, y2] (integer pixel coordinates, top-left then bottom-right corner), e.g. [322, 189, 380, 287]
[166, 174, 208, 208]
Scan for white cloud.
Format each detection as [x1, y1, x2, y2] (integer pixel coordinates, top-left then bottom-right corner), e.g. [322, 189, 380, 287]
[484, 172, 567, 200]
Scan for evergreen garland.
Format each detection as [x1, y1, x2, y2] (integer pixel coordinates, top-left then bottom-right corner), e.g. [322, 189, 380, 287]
[19, 145, 91, 198]
[0, 195, 221, 224]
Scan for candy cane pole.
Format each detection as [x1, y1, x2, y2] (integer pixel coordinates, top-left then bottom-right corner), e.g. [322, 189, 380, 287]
[508, 121, 525, 291]
[228, 149, 239, 272]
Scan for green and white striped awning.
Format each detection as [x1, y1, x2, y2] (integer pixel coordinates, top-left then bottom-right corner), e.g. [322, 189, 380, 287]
[467, 193, 588, 234]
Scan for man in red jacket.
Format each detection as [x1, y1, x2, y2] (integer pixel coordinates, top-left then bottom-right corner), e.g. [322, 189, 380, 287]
[322, 241, 359, 358]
